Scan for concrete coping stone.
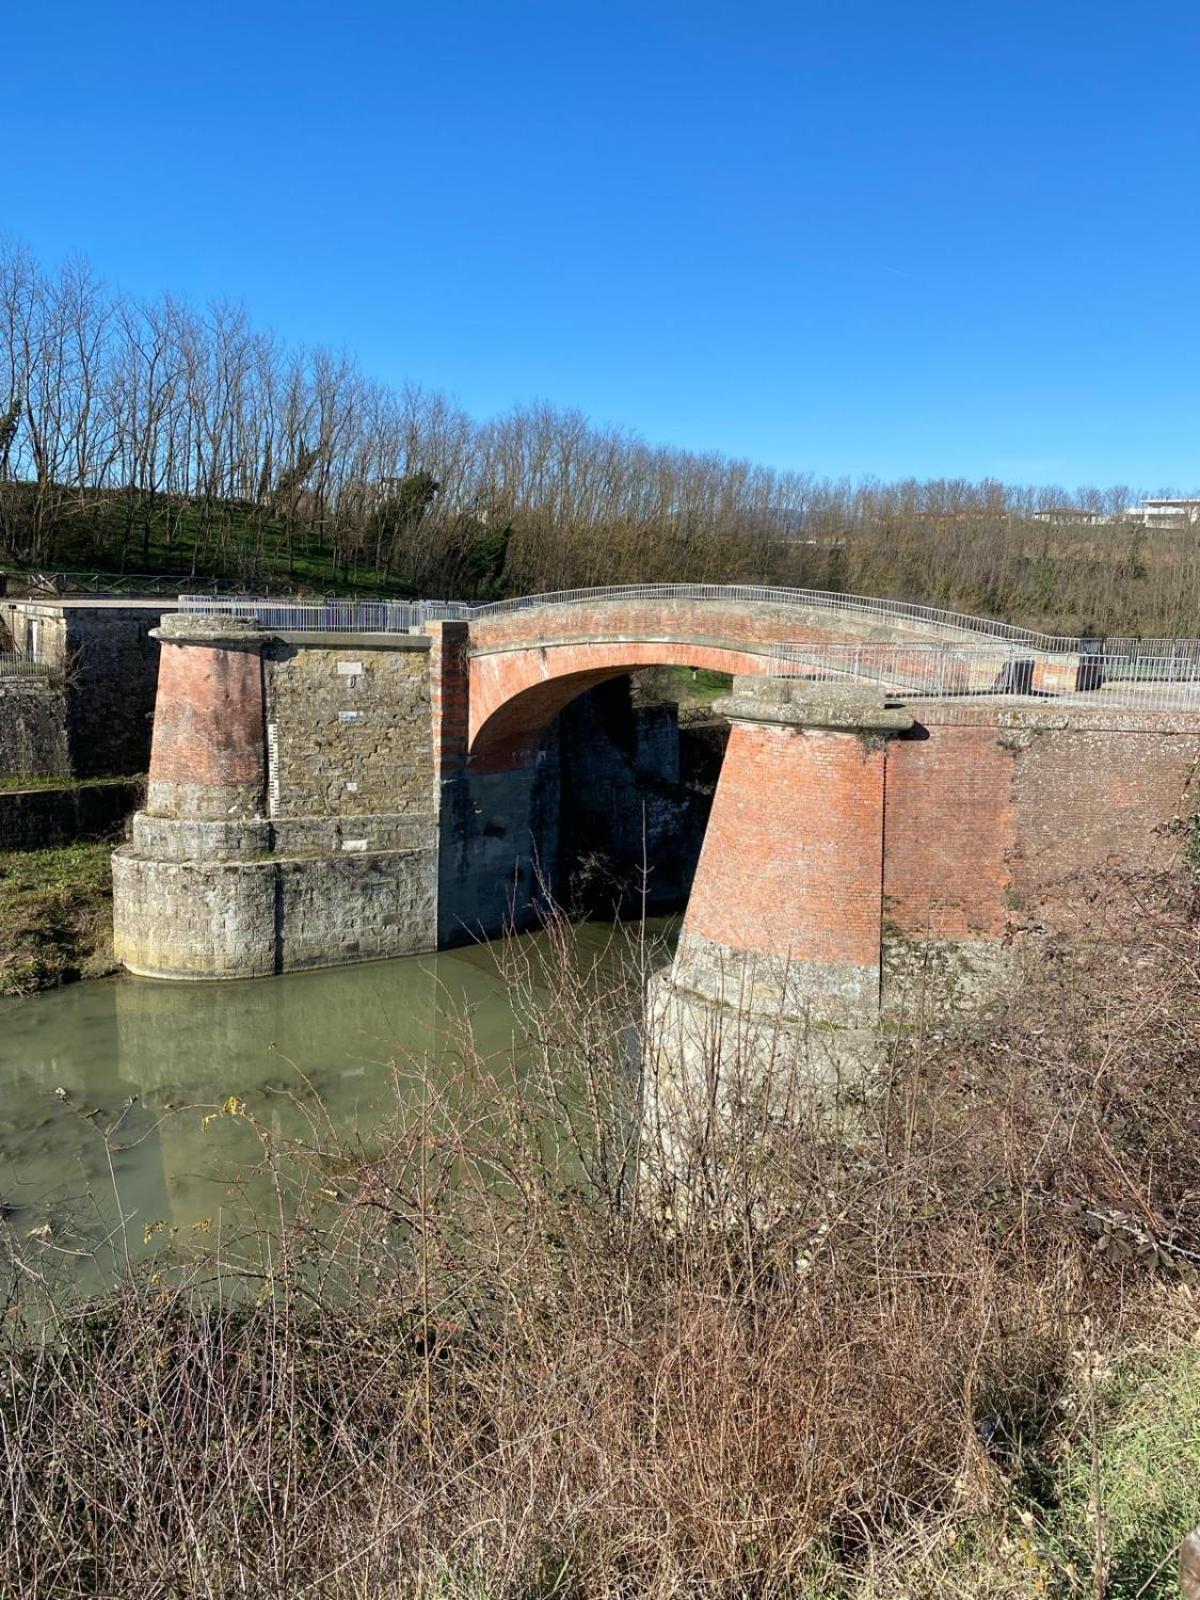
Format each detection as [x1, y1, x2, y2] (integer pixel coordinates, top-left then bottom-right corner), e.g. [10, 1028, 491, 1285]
[153, 614, 272, 646]
[716, 676, 916, 733]
[152, 615, 431, 651]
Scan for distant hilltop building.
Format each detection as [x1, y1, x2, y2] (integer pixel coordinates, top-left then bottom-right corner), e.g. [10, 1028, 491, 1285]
[1127, 497, 1200, 528]
[1030, 506, 1112, 526]
[1030, 498, 1200, 529]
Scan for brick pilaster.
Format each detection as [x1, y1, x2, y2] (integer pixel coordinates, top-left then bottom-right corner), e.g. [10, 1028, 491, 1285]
[426, 620, 470, 784]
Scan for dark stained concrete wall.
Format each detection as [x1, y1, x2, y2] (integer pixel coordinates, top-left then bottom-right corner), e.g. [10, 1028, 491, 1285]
[0, 678, 71, 781]
[0, 781, 143, 850]
[1, 602, 169, 779]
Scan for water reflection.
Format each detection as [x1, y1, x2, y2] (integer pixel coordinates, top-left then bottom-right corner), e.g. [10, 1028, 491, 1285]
[1, 923, 668, 1290]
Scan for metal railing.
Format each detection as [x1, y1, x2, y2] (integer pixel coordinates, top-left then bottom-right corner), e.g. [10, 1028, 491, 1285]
[176, 583, 1200, 655]
[173, 586, 1200, 715]
[770, 641, 1200, 714]
[177, 596, 471, 632]
[14, 572, 251, 599]
[0, 652, 52, 679]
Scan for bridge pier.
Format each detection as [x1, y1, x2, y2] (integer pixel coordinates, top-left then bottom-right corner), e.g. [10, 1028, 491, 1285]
[646, 680, 913, 1142]
[113, 614, 439, 978]
[113, 615, 280, 979]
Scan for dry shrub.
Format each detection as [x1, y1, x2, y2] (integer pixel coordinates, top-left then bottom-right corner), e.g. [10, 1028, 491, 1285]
[2, 872, 1199, 1598]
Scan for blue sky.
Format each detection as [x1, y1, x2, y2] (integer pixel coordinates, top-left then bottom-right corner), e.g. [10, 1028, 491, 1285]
[5, 0, 1198, 488]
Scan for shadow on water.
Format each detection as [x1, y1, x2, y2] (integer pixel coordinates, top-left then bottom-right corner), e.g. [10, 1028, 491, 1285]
[0, 918, 676, 1294]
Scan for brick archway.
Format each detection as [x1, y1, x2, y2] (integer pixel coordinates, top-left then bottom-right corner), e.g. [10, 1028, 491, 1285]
[469, 641, 771, 766]
[460, 594, 969, 768]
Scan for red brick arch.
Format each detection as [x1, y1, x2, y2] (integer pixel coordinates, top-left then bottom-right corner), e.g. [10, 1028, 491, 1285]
[462, 596, 970, 767]
[470, 641, 773, 764]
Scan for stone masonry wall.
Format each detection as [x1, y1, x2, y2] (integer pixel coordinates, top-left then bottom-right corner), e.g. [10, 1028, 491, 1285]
[64, 609, 164, 777]
[1008, 722, 1198, 925]
[437, 744, 561, 945]
[0, 780, 143, 850]
[263, 640, 433, 818]
[0, 603, 168, 779]
[557, 680, 723, 915]
[0, 678, 71, 780]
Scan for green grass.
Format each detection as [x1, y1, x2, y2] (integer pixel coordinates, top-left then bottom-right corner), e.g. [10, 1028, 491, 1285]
[674, 666, 734, 704]
[0, 842, 115, 995]
[1053, 1338, 1200, 1595]
[2, 483, 414, 597]
[0, 774, 144, 794]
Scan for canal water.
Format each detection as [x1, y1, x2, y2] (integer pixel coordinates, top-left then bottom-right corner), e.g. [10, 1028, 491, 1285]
[0, 920, 673, 1293]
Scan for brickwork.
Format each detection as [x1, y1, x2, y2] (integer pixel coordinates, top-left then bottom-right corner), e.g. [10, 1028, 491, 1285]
[883, 714, 1200, 947]
[147, 640, 266, 819]
[883, 726, 1017, 940]
[656, 684, 908, 1086]
[466, 595, 1000, 763]
[427, 621, 470, 781]
[471, 644, 772, 765]
[685, 720, 887, 972]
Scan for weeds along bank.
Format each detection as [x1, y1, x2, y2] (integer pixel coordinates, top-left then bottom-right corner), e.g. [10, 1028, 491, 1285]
[2, 871, 1199, 1599]
[0, 842, 115, 995]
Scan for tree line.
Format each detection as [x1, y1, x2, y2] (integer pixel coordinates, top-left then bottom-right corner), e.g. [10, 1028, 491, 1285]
[1, 238, 1197, 633]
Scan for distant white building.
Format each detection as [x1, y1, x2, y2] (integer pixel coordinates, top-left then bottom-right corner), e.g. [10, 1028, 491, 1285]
[1125, 498, 1200, 529]
[1030, 498, 1200, 530]
[1030, 506, 1113, 526]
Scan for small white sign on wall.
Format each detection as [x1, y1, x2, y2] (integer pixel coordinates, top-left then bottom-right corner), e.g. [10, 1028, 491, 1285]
[337, 661, 364, 676]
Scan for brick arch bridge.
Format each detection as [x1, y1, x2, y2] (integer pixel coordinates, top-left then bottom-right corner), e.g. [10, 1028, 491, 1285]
[112, 586, 1200, 1080]
[436, 590, 1048, 768]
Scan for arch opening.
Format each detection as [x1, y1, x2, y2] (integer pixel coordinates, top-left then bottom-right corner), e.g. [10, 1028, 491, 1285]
[438, 659, 736, 947]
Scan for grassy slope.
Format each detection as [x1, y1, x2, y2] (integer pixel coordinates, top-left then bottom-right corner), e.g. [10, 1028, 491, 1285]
[0, 843, 115, 995]
[3, 484, 403, 596]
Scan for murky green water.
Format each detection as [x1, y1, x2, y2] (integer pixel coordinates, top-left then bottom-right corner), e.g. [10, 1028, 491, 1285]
[0, 922, 670, 1292]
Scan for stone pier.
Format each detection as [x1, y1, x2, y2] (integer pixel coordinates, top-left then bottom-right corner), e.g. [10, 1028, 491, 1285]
[647, 678, 913, 1103]
[113, 614, 438, 978]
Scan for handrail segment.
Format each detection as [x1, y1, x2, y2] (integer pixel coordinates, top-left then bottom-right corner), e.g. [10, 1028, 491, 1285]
[177, 583, 1197, 654]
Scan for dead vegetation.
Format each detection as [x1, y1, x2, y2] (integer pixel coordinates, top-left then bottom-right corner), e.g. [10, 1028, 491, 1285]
[1, 872, 1199, 1597]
